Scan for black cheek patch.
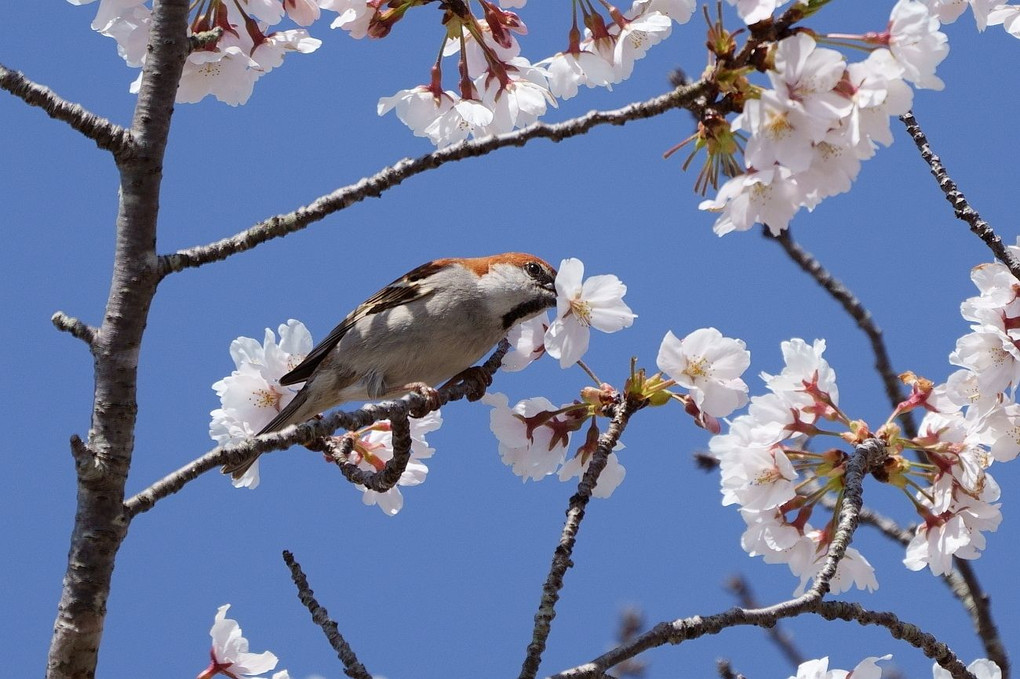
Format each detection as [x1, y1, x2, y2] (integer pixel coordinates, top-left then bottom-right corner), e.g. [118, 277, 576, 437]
[502, 294, 557, 330]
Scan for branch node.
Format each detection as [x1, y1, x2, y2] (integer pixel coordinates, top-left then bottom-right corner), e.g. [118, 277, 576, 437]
[188, 27, 223, 52]
[52, 311, 98, 346]
[70, 434, 104, 482]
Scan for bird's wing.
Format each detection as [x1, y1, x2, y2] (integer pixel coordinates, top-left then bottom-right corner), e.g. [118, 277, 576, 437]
[277, 263, 442, 386]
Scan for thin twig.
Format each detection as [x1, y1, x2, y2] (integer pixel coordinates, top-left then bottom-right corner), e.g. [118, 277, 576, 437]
[518, 395, 643, 679]
[123, 341, 509, 517]
[0, 63, 132, 155]
[51, 311, 98, 347]
[282, 551, 373, 679]
[899, 111, 1020, 279]
[768, 229, 917, 439]
[726, 575, 805, 668]
[157, 80, 710, 277]
[953, 560, 1010, 679]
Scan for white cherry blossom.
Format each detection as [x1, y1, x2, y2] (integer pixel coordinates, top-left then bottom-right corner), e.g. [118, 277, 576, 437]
[198, 605, 279, 679]
[544, 258, 636, 368]
[656, 327, 750, 417]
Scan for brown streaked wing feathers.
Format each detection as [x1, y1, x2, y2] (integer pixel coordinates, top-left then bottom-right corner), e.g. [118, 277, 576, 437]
[277, 263, 444, 386]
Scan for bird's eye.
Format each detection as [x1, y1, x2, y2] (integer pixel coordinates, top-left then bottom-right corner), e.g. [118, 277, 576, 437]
[525, 261, 543, 278]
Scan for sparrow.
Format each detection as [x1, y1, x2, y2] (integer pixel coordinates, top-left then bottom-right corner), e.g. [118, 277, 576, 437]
[223, 252, 558, 480]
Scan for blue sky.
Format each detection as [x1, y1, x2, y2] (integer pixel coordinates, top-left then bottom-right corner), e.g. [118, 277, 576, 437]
[3, 2, 1020, 678]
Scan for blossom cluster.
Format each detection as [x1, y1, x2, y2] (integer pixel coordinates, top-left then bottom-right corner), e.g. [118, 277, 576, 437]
[208, 319, 441, 514]
[789, 655, 1001, 679]
[700, 0, 1020, 235]
[377, 0, 694, 146]
[70, 0, 323, 105]
[490, 318, 751, 496]
[711, 246, 1020, 591]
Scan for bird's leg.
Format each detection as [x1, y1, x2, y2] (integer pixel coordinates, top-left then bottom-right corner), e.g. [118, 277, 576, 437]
[405, 382, 442, 418]
[440, 366, 493, 402]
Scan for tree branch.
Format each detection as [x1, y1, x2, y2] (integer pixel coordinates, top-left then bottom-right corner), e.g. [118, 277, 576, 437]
[899, 111, 1020, 278]
[282, 550, 373, 679]
[767, 229, 917, 439]
[726, 575, 805, 668]
[157, 80, 710, 276]
[552, 599, 975, 679]
[51, 311, 98, 348]
[826, 497, 1008, 677]
[549, 438, 889, 679]
[45, 0, 191, 676]
[0, 63, 132, 155]
[518, 394, 643, 679]
[317, 413, 413, 492]
[124, 341, 510, 517]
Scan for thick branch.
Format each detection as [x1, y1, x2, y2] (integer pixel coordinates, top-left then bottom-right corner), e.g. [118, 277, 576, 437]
[899, 112, 1020, 278]
[518, 395, 642, 679]
[768, 229, 917, 439]
[45, 0, 191, 676]
[158, 80, 710, 276]
[124, 341, 509, 517]
[0, 63, 131, 155]
[282, 551, 373, 679]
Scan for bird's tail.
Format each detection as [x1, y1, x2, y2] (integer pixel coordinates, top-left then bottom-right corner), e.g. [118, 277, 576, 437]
[221, 388, 314, 480]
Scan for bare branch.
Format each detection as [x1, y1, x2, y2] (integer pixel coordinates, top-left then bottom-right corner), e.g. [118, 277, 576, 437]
[726, 575, 805, 668]
[550, 438, 889, 679]
[952, 560, 1010, 679]
[51, 311, 98, 347]
[552, 599, 975, 679]
[899, 111, 1020, 278]
[157, 80, 710, 276]
[518, 395, 643, 679]
[0, 63, 131, 155]
[717, 659, 746, 679]
[124, 341, 510, 517]
[282, 551, 373, 679]
[767, 229, 917, 438]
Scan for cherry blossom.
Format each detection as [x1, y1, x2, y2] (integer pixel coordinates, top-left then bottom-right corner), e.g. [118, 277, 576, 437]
[483, 393, 571, 481]
[933, 659, 1002, 679]
[790, 656, 892, 679]
[656, 328, 751, 417]
[197, 605, 279, 679]
[544, 258, 636, 368]
[726, 0, 790, 24]
[501, 312, 549, 372]
[886, 0, 950, 90]
[700, 165, 803, 236]
[557, 449, 627, 498]
[209, 320, 313, 489]
[988, 5, 1020, 36]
